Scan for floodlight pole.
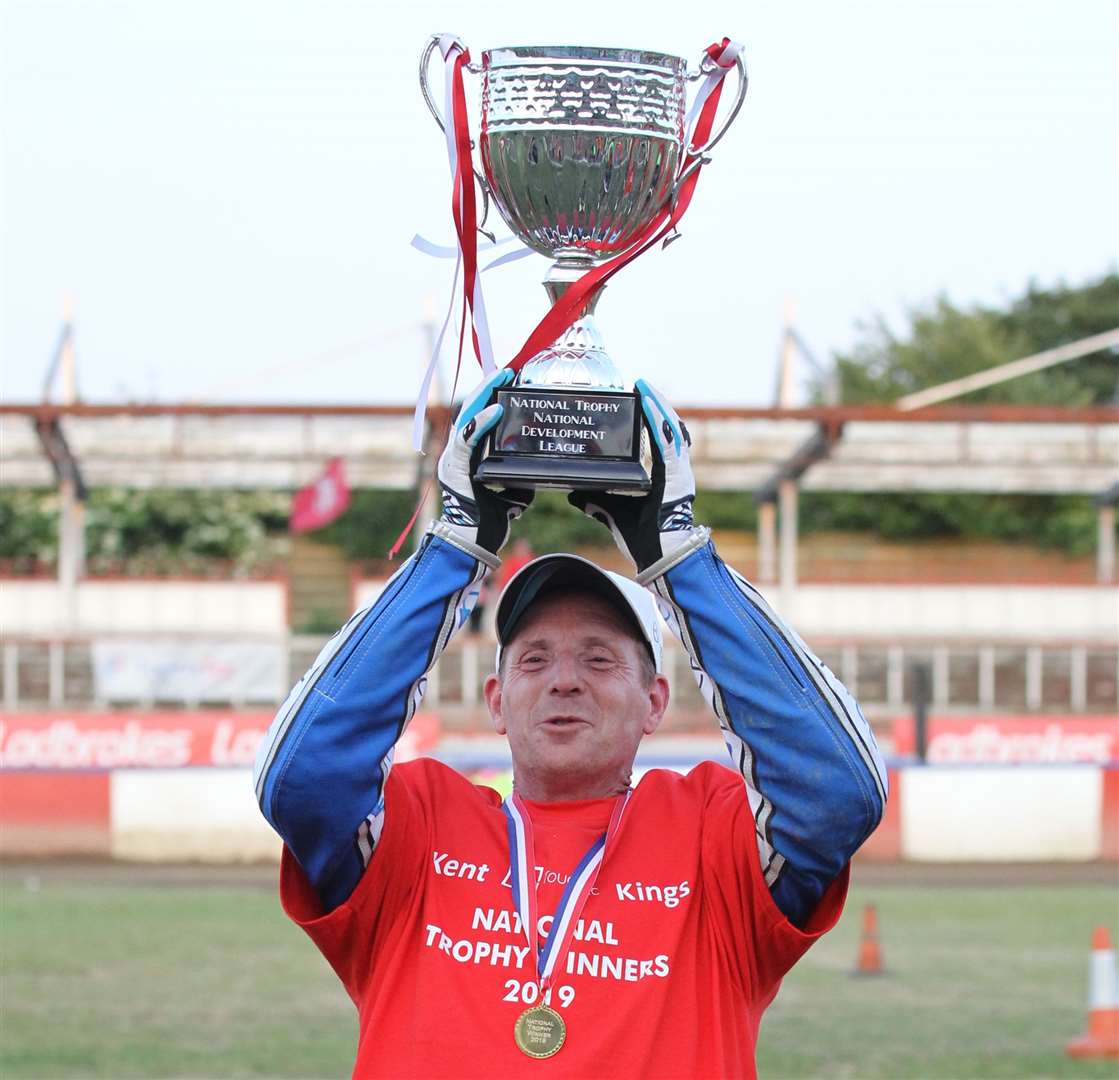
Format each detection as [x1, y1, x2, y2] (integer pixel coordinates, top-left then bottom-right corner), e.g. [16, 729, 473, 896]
[52, 299, 85, 633]
[761, 298, 800, 592]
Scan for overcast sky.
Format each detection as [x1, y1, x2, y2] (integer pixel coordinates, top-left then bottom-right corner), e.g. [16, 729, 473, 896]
[2, 0, 1116, 408]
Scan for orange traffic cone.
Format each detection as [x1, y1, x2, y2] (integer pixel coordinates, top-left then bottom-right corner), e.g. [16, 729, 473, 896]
[853, 903, 883, 975]
[1066, 926, 1119, 1059]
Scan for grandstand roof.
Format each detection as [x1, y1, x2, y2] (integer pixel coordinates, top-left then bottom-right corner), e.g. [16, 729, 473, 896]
[2, 403, 1116, 495]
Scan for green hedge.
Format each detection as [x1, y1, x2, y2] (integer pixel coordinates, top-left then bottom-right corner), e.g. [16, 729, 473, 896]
[0, 486, 1105, 574]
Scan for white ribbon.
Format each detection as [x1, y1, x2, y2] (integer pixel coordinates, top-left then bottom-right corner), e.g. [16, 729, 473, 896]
[409, 234, 535, 451]
[684, 41, 743, 153]
[412, 250, 461, 453]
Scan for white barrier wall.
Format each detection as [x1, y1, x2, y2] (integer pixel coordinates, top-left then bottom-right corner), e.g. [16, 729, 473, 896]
[47, 762, 1107, 863]
[110, 768, 280, 862]
[1, 579, 288, 635]
[901, 766, 1104, 861]
[4, 579, 1113, 643]
[782, 585, 1118, 642]
[357, 580, 1119, 643]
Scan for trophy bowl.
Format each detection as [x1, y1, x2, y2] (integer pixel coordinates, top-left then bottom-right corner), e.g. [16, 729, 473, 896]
[480, 46, 686, 264]
[420, 39, 745, 492]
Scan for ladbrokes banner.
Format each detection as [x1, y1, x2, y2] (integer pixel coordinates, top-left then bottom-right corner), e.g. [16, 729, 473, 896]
[0, 711, 441, 770]
[893, 714, 1119, 764]
[0, 712, 272, 769]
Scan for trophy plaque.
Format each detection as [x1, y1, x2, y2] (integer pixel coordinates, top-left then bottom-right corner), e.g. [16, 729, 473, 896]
[420, 40, 746, 492]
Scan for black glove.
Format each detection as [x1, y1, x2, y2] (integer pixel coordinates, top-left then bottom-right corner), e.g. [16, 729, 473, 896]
[437, 367, 534, 555]
[568, 379, 697, 574]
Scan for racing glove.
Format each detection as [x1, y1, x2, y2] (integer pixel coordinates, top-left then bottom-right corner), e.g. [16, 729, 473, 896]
[436, 367, 534, 556]
[568, 379, 705, 581]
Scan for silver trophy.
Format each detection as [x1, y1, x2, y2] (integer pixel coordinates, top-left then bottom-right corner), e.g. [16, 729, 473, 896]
[420, 39, 746, 491]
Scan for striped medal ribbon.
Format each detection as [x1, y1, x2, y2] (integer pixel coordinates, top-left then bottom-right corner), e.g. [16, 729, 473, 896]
[502, 789, 631, 1058]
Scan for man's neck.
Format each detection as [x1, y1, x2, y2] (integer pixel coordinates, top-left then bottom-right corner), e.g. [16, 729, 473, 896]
[512, 773, 631, 804]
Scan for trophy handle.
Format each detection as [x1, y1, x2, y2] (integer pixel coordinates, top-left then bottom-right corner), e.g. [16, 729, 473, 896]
[418, 34, 456, 133]
[686, 49, 749, 157]
[419, 33, 494, 234]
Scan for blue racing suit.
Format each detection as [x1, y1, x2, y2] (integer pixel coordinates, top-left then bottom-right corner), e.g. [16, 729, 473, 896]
[254, 521, 887, 926]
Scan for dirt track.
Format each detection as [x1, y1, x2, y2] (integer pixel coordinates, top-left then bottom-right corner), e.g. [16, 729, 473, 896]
[2, 858, 1115, 889]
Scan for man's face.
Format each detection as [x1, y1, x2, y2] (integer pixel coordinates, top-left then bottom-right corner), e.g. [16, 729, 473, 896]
[483, 590, 669, 801]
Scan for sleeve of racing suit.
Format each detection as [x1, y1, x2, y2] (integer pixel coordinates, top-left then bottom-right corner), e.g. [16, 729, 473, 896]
[252, 522, 495, 912]
[638, 529, 888, 927]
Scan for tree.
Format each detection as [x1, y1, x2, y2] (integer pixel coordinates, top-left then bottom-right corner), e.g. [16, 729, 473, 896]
[823, 272, 1118, 406]
[797, 271, 1118, 554]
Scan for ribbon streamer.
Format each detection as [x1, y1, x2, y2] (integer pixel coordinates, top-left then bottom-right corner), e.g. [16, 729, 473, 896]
[410, 236, 533, 453]
[439, 38, 491, 373]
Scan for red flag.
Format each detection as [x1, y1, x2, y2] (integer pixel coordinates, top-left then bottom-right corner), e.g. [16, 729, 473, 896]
[290, 458, 350, 534]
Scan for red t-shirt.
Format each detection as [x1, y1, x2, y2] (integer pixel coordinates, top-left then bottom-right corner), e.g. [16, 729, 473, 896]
[281, 758, 848, 1079]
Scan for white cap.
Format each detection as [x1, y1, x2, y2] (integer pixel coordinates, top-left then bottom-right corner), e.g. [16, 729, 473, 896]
[494, 553, 663, 673]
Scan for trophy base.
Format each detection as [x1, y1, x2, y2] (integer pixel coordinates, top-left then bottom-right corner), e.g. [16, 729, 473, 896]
[474, 454, 651, 492]
[473, 386, 652, 493]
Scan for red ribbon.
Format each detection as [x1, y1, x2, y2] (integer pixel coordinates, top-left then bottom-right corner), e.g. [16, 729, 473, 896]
[447, 46, 484, 370]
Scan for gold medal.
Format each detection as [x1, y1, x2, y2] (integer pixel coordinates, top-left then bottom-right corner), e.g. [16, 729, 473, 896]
[513, 1004, 567, 1059]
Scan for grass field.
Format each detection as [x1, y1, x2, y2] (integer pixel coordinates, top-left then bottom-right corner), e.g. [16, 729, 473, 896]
[1, 862, 1116, 1079]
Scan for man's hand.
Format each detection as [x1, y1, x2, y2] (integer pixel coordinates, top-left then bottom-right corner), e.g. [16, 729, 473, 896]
[437, 367, 533, 555]
[568, 379, 698, 574]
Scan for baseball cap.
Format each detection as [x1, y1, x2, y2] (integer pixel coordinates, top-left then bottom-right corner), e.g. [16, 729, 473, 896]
[494, 553, 663, 673]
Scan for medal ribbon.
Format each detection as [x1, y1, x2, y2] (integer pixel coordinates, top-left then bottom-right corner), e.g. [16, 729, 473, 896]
[503, 789, 631, 990]
[503, 37, 743, 374]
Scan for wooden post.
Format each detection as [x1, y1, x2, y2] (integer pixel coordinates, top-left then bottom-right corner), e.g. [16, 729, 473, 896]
[1026, 646, 1043, 710]
[1098, 504, 1115, 584]
[49, 641, 65, 708]
[978, 646, 995, 710]
[778, 480, 798, 595]
[933, 646, 950, 707]
[887, 646, 905, 708]
[1070, 647, 1087, 711]
[911, 661, 931, 762]
[3, 644, 19, 711]
[757, 500, 777, 583]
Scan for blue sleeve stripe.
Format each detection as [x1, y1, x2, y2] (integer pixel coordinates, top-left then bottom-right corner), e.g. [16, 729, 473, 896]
[652, 542, 888, 925]
[650, 574, 783, 879]
[254, 533, 489, 907]
[723, 564, 887, 805]
[252, 550, 422, 806]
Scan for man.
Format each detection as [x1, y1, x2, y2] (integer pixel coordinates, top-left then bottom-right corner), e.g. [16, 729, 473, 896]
[254, 372, 887, 1079]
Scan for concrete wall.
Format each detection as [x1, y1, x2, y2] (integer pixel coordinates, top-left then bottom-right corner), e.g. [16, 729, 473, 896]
[4, 578, 1112, 644]
[3, 761, 1116, 864]
[1, 578, 288, 636]
[781, 584, 1118, 643]
[357, 578, 1118, 644]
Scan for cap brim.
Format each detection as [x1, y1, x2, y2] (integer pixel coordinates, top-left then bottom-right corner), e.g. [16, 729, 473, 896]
[494, 554, 661, 673]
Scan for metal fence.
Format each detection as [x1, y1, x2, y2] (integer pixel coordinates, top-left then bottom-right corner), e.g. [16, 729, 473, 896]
[3, 636, 1115, 727]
